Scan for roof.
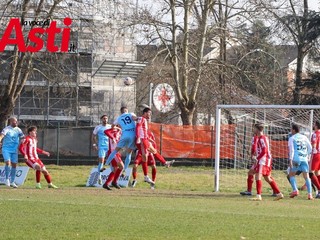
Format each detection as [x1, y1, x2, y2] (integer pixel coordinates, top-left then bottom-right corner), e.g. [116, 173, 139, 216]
[92, 60, 147, 79]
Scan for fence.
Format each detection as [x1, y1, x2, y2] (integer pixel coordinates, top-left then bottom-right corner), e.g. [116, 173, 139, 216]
[0, 122, 291, 165]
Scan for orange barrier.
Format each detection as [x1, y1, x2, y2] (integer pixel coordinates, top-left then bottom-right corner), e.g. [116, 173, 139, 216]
[150, 123, 289, 159]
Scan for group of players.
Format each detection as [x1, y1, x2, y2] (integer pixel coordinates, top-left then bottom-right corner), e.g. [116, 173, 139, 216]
[240, 121, 320, 200]
[91, 106, 174, 190]
[0, 117, 58, 189]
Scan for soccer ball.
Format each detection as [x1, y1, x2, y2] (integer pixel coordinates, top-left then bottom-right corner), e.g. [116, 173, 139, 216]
[123, 77, 134, 86]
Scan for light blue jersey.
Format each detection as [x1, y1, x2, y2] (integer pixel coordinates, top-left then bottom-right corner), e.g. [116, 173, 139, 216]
[93, 124, 111, 149]
[114, 113, 136, 137]
[1, 126, 24, 153]
[288, 133, 312, 163]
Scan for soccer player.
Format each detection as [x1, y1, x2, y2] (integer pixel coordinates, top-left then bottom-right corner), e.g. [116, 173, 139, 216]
[132, 149, 157, 189]
[288, 124, 313, 200]
[19, 126, 58, 189]
[135, 107, 155, 185]
[104, 107, 137, 176]
[310, 120, 320, 198]
[0, 117, 24, 188]
[250, 123, 283, 201]
[102, 126, 123, 190]
[92, 115, 111, 185]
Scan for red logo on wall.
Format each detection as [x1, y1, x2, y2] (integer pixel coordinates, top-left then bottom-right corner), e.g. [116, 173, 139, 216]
[0, 17, 72, 52]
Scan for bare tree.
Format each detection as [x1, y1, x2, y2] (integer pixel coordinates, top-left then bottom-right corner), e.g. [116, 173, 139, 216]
[250, 0, 320, 104]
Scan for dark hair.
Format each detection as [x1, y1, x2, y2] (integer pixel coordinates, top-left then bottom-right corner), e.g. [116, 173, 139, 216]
[120, 106, 127, 113]
[28, 126, 37, 133]
[254, 123, 264, 132]
[291, 124, 300, 133]
[143, 107, 151, 113]
[315, 120, 320, 129]
[100, 115, 108, 119]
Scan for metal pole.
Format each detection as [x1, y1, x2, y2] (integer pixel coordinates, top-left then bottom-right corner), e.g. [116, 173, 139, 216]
[56, 122, 60, 165]
[149, 83, 154, 108]
[309, 110, 314, 139]
[214, 106, 221, 192]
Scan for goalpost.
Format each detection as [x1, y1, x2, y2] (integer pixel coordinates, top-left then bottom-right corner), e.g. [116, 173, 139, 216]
[214, 105, 320, 192]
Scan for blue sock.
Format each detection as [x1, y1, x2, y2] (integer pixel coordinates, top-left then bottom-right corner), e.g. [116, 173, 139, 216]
[10, 167, 16, 183]
[290, 176, 298, 191]
[5, 165, 11, 180]
[306, 178, 312, 194]
[97, 162, 103, 177]
[124, 153, 132, 170]
[105, 150, 117, 165]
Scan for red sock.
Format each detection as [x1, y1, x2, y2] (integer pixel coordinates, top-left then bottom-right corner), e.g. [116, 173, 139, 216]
[44, 173, 52, 184]
[105, 172, 115, 186]
[132, 169, 137, 180]
[269, 180, 280, 194]
[36, 170, 41, 183]
[113, 168, 122, 183]
[154, 153, 166, 165]
[256, 180, 262, 195]
[311, 174, 320, 190]
[152, 167, 156, 182]
[142, 161, 148, 176]
[247, 175, 254, 192]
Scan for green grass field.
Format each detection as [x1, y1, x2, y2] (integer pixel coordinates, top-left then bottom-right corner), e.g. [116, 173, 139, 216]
[0, 165, 319, 240]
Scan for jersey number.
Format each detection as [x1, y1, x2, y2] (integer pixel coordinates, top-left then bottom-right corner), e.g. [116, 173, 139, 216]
[121, 116, 132, 125]
[296, 140, 307, 151]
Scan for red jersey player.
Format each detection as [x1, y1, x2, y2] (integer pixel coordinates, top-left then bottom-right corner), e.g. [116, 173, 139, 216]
[136, 107, 154, 184]
[310, 120, 320, 199]
[19, 126, 58, 189]
[249, 123, 283, 201]
[102, 126, 123, 190]
[132, 130, 175, 189]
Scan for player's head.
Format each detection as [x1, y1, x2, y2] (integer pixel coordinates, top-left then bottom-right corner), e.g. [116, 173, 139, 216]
[100, 115, 108, 124]
[291, 124, 300, 135]
[314, 120, 320, 130]
[142, 107, 152, 119]
[8, 116, 18, 127]
[120, 106, 128, 114]
[254, 123, 264, 135]
[27, 126, 37, 137]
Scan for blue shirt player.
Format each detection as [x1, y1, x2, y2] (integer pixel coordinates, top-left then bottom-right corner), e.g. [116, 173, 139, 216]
[103, 107, 137, 189]
[92, 115, 111, 185]
[0, 117, 24, 188]
[288, 124, 313, 200]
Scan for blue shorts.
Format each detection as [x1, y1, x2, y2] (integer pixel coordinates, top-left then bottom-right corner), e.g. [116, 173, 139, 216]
[291, 161, 309, 173]
[2, 150, 18, 164]
[98, 147, 108, 158]
[117, 134, 136, 150]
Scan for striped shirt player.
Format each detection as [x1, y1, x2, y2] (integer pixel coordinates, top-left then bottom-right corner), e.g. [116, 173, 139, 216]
[309, 120, 320, 198]
[135, 107, 155, 185]
[0, 117, 24, 188]
[19, 126, 58, 189]
[92, 115, 111, 184]
[102, 127, 124, 190]
[250, 123, 283, 201]
[288, 124, 313, 199]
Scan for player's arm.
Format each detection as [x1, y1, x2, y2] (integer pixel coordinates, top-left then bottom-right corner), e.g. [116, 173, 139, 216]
[92, 127, 98, 150]
[288, 137, 294, 168]
[131, 113, 138, 121]
[19, 139, 29, 160]
[36, 148, 50, 157]
[0, 133, 4, 147]
[251, 136, 257, 161]
[136, 117, 142, 143]
[305, 137, 312, 155]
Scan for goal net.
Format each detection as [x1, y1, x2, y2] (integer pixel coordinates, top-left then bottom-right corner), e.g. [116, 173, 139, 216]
[214, 105, 320, 192]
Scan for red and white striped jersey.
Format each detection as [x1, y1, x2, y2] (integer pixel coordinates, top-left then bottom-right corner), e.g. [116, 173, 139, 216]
[251, 136, 258, 156]
[136, 116, 148, 139]
[254, 135, 272, 166]
[104, 128, 122, 152]
[19, 136, 44, 160]
[311, 130, 320, 154]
